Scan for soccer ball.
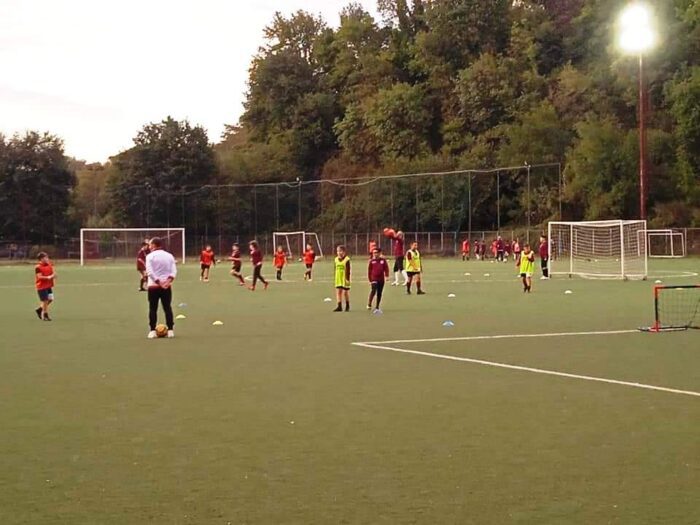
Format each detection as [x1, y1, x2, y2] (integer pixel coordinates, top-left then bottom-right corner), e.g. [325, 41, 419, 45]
[383, 227, 396, 238]
[155, 324, 168, 338]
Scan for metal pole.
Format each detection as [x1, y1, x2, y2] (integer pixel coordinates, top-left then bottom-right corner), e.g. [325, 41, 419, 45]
[297, 178, 302, 230]
[468, 174, 472, 238]
[496, 171, 500, 232]
[639, 54, 647, 220]
[275, 184, 280, 230]
[558, 162, 563, 220]
[526, 163, 531, 243]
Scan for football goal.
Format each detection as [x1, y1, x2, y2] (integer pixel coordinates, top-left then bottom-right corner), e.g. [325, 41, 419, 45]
[640, 285, 700, 332]
[548, 220, 647, 279]
[272, 231, 324, 260]
[639, 229, 686, 258]
[80, 228, 186, 265]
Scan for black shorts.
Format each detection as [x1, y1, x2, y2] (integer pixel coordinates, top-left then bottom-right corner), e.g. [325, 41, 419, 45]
[38, 288, 53, 301]
[305, 264, 313, 269]
[393, 256, 404, 272]
[201, 263, 211, 270]
[406, 271, 420, 277]
[336, 286, 350, 291]
[231, 262, 242, 273]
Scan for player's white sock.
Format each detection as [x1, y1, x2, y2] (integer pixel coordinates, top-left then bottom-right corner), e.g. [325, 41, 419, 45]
[393, 271, 400, 284]
[401, 270, 408, 284]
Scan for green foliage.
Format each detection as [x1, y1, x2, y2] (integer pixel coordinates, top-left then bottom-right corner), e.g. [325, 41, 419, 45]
[0, 132, 75, 242]
[107, 117, 216, 228]
[564, 117, 637, 219]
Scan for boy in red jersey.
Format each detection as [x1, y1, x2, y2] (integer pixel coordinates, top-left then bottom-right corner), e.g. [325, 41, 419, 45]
[248, 240, 268, 291]
[273, 245, 287, 280]
[461, 238, 470, 261]
[136, 241, 149, 291]
[367, 247, 390, 313]
[303, 243, 316, 281]
[34, 252, 56, 321]
[199, 244, 215, 282]
[512, 238, 522, 266]
[391, 230, 406, 286]
[228, 243, 245, 285]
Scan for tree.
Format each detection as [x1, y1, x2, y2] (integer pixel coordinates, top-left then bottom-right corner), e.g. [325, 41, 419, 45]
[0, 132, 75, 243]
[107, 117, 217, 228]
[563, 117, 637, 220]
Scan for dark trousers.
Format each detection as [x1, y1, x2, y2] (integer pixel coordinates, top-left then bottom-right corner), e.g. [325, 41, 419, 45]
[369, 280, 385, 308]
[148, 287, 174, 330]
[541, 257, 549, 277]
[253, 265, 267, 287]
[497, 250, 504, 261]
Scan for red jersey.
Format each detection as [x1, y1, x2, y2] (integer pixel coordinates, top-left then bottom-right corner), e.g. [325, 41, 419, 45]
[230, 249, 242, 270]
[250, 248, 263, 266]
[393, 237, 404, 258]
[303, 249, 316, 265]
[200, 249, 215, 266]
[137, 247, 149, 270]
[35, 261, 54, 290]
[461, 240, 470, 253]
[539, 241, 549, 258]
[273, 251, 286, 268]
[368, 257, 390, 282]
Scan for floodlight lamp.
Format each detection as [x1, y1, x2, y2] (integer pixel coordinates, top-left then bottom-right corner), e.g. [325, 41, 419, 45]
[617, 3, 656, 54]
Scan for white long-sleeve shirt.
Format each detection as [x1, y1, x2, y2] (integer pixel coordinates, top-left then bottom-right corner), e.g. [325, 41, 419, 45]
[145, 248, 177, 288]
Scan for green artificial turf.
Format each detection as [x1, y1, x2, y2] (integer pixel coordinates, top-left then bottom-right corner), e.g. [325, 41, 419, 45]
[0, 258, 698, 524]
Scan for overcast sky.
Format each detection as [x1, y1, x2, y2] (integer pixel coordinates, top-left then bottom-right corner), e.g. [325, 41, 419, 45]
[0, 0, 379, 163]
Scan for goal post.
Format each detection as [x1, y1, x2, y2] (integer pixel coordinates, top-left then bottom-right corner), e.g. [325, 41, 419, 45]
[548, 220, 647, 279]
[638, 229, 686, 258]
[272, 231, 324, 260]
[640, 285, 700, 332]
[80, 228, 186, 265]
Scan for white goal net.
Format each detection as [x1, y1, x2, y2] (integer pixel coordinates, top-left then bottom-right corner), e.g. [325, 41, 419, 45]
[80, 228, 186, 265]
[639, 229, 686, 258]
[548, 220, 647, 279]
[272, 231, 324, 260]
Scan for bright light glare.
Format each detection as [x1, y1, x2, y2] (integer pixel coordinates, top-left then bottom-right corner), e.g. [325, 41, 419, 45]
[618, 3, 656, 54]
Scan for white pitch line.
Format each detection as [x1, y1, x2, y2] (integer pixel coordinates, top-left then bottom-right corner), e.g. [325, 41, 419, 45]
[362, 329, 640, 345]
[351, 342, 700, 398]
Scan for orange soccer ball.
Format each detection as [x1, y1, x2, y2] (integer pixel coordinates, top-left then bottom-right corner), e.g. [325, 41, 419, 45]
[383, 227, 396, 239]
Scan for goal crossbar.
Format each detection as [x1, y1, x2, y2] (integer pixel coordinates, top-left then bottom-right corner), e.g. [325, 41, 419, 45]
[79, 228, 186, 265]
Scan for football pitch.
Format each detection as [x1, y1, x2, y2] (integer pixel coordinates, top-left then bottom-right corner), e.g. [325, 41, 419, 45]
[1, 258, 699, 524]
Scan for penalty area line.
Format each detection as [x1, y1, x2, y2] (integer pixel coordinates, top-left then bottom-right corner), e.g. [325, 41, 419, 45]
[351, 342, 700, 399]
[361, 329, 640, 345]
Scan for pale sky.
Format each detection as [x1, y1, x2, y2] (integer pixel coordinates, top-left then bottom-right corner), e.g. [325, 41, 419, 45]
[0, 0, 379, 163]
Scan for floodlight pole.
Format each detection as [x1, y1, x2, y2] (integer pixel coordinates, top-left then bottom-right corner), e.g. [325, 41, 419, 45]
[638, 54, 648, 220]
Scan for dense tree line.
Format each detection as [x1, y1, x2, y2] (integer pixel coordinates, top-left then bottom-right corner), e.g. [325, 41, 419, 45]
[3, 0, 699, 244]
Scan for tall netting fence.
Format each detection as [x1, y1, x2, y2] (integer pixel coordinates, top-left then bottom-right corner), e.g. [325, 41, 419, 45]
[3, 161, 700, 261]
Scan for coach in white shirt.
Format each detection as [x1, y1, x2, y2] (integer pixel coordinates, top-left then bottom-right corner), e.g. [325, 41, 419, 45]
[145, 237, 177, 339]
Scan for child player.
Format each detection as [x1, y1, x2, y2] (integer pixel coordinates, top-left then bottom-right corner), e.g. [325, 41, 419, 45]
[248, 240, 268, 291]
[199, 244, 215, 282]
[34, 252, 56, 321]
[228, 243, 245, 285]
[303, 243, 316, 281]
[367, 247, 389, 313]
[461, 237, 470, 261]
[136, 241, 149, 291]
[405, 241, 425, 295]
[391, 230, 406, 286]
[519, 243, 535, 293]
[333, 245, 351, 312]
[273, 245, 287, 281]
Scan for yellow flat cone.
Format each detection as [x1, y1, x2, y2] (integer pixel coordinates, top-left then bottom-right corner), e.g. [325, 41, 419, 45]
[176, 314, 186, 320]
[212, 320, 224, 326]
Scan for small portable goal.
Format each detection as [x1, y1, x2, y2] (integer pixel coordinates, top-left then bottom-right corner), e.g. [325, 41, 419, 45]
[640, 285, 700, 332]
